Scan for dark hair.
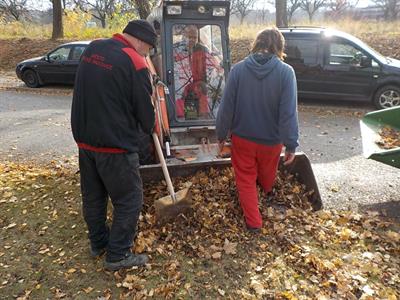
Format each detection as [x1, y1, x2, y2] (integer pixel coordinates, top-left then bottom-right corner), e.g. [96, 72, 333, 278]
[250, 27, 286, 60]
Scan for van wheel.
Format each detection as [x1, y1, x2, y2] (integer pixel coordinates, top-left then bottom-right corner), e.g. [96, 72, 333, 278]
[373, 85, 400, 109]
[22, 69, 40, 88]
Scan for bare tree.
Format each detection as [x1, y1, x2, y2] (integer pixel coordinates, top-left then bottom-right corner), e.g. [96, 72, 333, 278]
[300, 0, 327, 22]
[231, 0, 257, 24]
[61, 0, 75, 9]
[258, 1, 269, 23]
[51, 0, 63, 39]
[0, 0, 28, 21]
[373, 0, 400, 20]
[326, 0, 358, 18]
[287, 0, 302, 22]
[130, 0, 157, 19]
[276, 0, 288, 27]
[74, 0, 117, 28]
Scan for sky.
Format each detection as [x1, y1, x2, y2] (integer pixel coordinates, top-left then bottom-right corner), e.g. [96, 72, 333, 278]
[28, 0, 376, 11]
[255, 0, 374, 10]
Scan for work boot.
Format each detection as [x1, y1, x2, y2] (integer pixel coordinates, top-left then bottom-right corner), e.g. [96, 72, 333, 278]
[104, 252, 149, 271]
[247, 227, 261, 234]
[265, 191, 274, 202]
[246, 223, 261, 234]
[90, 246, 106, 258]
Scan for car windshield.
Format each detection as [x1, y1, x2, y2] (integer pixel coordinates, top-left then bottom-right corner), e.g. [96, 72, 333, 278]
[350, 36, 386, 62]
[326, 30, 386, 63]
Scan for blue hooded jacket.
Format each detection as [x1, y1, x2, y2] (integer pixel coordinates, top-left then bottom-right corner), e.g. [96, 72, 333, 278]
[216, 53, 299, 152]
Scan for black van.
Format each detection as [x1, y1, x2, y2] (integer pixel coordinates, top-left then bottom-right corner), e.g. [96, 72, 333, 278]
[280, 27, 400, 109]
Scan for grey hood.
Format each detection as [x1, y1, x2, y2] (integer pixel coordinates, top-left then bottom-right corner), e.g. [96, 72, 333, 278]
[244, 54, 280, 80]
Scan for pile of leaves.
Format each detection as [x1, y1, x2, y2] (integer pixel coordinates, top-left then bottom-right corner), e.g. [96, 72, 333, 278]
[376, 126, 400, 149]
[359, 33, 400, 61]
[230, 38, 252, 64]
[0, 38, 71, 71]
[0, 161, 399, 299]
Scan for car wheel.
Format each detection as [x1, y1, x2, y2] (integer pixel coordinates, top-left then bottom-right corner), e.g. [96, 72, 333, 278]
[22, 69, 40, 88]
[373, 85, 400, 109]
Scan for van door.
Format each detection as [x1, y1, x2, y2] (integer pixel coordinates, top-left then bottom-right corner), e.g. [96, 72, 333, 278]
[284, 37, 323, 98]
[320, 37, 380, 101]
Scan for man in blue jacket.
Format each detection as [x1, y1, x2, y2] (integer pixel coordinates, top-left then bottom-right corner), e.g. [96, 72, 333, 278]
[71, 20, 156, 270]
[216, 27, 299, 232]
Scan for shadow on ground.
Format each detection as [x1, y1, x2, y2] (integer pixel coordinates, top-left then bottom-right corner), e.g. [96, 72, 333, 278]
[360, 200, 400, 223]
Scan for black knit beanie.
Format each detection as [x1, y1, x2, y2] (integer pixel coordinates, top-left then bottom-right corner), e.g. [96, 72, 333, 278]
[123, 20, 157, 48]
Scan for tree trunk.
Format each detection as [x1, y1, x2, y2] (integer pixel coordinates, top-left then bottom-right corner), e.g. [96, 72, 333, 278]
[52, 0, 63, 40]
[240, 14, 245, 24]
[276, 0, 288, 27]
[134, 0, 151, 19]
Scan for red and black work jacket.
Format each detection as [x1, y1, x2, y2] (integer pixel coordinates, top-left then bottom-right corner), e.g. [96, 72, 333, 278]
[71, 34, 155, 154]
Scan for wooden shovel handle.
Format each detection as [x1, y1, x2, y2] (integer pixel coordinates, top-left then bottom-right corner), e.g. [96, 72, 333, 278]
[152, 133, 176, 202]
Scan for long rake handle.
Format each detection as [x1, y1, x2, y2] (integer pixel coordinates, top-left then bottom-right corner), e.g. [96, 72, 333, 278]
[152, 133, 176, 202]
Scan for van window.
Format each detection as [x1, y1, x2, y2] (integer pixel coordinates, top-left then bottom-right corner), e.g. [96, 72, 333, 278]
[285, 39, 319, 65]
[328, 42, 363, 67]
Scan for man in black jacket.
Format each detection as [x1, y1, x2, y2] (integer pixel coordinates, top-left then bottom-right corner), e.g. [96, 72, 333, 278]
[71, 20, 156, 271]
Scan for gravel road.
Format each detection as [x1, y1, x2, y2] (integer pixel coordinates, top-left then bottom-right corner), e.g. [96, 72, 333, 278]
[1, 90, 399, 219]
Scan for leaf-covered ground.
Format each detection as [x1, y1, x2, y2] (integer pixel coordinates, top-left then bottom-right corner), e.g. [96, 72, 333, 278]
[377, 126, 400, 150]
[0, 161, 399, 299]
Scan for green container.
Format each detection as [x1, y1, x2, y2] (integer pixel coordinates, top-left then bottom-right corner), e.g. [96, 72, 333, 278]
[360, 106, 400, 169]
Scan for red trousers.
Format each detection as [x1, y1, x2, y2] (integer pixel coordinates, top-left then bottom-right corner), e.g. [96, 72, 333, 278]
[231, 134, 282, 228]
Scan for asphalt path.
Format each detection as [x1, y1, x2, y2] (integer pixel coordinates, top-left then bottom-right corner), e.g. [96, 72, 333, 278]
[1, 90, 399, 220]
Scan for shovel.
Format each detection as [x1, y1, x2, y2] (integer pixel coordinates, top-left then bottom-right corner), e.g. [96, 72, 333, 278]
[152, 133, 192, 224]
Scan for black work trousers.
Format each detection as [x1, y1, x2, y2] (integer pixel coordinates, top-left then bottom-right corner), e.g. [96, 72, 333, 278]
[79, 149, 143, 262]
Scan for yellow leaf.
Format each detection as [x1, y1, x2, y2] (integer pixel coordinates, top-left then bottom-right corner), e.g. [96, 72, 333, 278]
[83, 287, 93, 293]
[292, 185, 301, 194]
[386, 231, 400, 242]
[281, 291, 298, 300]
[340, 228, 357, 240]
[330, 185, 339, 192]
[67, 268, 76, 274]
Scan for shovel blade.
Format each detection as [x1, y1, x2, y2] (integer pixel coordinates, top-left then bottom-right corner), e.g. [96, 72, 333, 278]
[154, 187, 192, 224]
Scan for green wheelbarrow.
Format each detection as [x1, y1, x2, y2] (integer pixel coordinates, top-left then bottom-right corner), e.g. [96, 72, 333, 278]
[360, 106, 400, 169]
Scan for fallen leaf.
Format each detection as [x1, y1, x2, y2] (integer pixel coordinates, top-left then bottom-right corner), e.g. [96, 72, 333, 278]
[83, 287, 93, 293]
[223, 239, 237, 255]
[212, 252, 222, 259]
[250, 279, 265, 296]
